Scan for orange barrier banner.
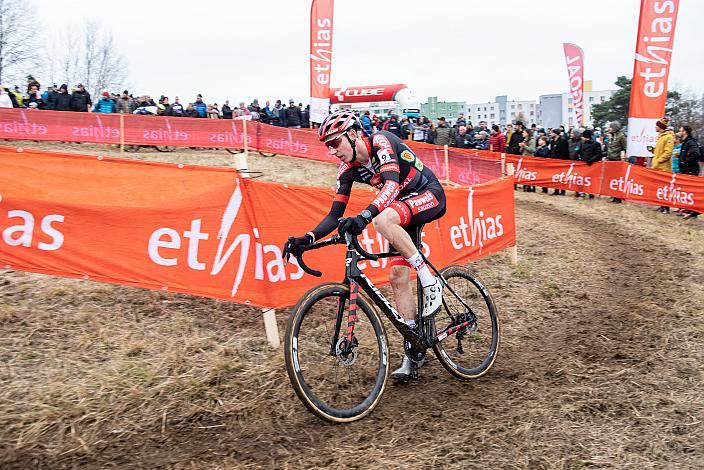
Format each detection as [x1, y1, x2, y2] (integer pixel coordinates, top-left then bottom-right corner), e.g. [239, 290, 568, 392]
[0, 145, 515, 308]
[627, 0, 680, 157]
[505, 155, 603, 194]
[600, 160, 703, 212]
[505, 155, 703, 212]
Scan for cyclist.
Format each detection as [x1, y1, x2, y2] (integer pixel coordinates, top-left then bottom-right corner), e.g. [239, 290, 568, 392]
[283, 110, 447, 379]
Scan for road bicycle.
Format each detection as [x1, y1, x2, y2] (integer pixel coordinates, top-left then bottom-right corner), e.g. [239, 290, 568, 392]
[284, 227, 500, 423]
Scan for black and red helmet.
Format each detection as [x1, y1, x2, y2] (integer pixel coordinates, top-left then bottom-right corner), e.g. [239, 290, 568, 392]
[318, 110, 361, 142]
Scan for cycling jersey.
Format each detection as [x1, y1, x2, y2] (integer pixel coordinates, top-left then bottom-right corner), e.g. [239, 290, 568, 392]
[311, 130, 446, 240]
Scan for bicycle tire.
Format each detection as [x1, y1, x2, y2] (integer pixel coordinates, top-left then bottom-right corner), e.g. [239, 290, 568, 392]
[284, 282, 389, 423]
[258, 151, 277, 157]
[432, 265, 500, 380]
[155, 145, 175, 152]
[124, 145, 140, 153]
[225, 148, 244, 154]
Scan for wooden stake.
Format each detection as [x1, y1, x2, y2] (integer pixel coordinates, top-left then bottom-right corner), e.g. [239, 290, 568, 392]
[443, 144, 450, 184]
[119, 112, 125, 154]
[505, 160, 518, 265]
[262, 308, 280, 348]
[234, 119, 279, 348]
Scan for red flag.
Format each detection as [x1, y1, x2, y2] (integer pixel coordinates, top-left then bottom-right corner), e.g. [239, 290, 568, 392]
[310, 0, 334, 124]
[627, 0, 680, 157]
[562, 43, 584, 126]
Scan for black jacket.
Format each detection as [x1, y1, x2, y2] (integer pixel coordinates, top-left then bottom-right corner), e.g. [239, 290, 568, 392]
[549, 136, 570, 159]
[580, 140, 603, 164]
[507, 131, 524, 155]
[285, 105, 302, 127]
[70, 90, 92, 112]
[679, 137, 702, 175]
[54, 92, 73, 111]
[452, 132, 473, 149]
[385, 120, 402, 138]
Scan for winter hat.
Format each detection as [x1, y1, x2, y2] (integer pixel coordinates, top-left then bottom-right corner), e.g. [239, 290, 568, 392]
[609, 121, 622, 131]
[656, 117, 670, 130]
[582, 129, 593, 139]
[102, 91, 110, 97]
[59, 84, 68, 91]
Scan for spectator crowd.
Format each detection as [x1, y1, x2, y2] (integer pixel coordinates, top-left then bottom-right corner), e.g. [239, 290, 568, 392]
[1, 75, 701, 218]
[0, 76, 311, 129]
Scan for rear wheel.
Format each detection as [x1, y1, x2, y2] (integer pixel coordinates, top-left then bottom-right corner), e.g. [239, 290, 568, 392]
[124, 144, 140, 153]
[155, 145, 175, 152]
[225, 148, 244, 154]
[285, 283, 389, 423]
[432, 266, 499, 380]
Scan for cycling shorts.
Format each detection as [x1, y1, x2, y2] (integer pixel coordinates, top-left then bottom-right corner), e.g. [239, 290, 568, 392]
[387, 184, 446, 268]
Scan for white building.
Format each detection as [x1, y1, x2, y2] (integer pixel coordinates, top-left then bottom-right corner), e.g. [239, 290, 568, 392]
[464, 96, 538, 127]
[538, 89, 616, 129]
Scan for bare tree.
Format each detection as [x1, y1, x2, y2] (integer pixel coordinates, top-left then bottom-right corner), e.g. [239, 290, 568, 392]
[0, 0, 39, 84]
[43, 21, 127, 100]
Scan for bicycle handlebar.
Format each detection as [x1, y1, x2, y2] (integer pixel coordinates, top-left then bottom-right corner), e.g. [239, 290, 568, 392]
[290, 235, 342, 277]
[289, 228, 403, 277]
[350, 235, 379, 260]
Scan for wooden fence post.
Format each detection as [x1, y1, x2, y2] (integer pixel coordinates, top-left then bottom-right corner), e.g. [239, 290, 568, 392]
[443, 144, 450, 184]
[119, 112, 125, 154]
[505, 161, 518, 266]
[233, 119, 280, 348]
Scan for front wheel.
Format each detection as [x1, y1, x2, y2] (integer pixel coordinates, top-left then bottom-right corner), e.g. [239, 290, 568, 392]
[225, 148, 244, 154]
[432, 266, 500, 380]
[124, 144, 140, 153]
[284, 283, 389, 423]
[155, 145, 175, 152]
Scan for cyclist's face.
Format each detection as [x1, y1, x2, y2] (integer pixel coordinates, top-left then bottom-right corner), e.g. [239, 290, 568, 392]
[327, 131, 353, 161]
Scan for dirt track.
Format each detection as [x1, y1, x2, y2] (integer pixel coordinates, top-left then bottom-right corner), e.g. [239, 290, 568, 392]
[1, 144, 703, 469]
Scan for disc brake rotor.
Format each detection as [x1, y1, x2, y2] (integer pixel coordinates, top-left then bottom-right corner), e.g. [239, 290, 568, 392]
[335, 337, 358, 366]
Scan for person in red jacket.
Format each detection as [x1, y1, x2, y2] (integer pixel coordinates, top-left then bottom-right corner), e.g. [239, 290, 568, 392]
[489, 125, 506, 152]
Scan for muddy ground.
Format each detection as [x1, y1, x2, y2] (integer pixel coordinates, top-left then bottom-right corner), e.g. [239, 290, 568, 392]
[1, 142, 703, 469]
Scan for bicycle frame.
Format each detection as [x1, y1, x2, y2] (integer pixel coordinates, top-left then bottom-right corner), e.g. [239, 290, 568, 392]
[301, 234, 478, 358]
[341, 242, 427, 353]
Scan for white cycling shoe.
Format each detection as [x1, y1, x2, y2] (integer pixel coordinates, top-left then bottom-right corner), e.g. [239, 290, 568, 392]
[421, 277, 443, 317]
[391, 355, 426, 380]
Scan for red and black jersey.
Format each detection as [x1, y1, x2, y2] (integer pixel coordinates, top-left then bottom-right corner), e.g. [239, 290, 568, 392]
[311, 131, 441, 240]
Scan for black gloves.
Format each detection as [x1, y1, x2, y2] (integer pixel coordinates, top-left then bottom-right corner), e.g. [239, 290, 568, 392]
[282, 233, 313, 260]
[338, 215, 368, 237]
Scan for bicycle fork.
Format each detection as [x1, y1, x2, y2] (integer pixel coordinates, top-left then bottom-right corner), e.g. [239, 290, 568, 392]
[327, 280, 359, 360]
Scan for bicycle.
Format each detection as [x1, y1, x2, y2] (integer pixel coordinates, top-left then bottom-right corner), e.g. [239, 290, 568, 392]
[124, 144, 175, 153]
[225, 147, 276, 157]
[284, 227, 500, 423]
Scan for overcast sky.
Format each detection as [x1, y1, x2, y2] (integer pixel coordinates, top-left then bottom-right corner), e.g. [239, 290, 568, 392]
[33, 0, 704, 106]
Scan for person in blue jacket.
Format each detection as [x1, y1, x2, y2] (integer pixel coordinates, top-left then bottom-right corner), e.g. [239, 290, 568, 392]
[194, 94, 208, 118]
[93, 91, 117, 113]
